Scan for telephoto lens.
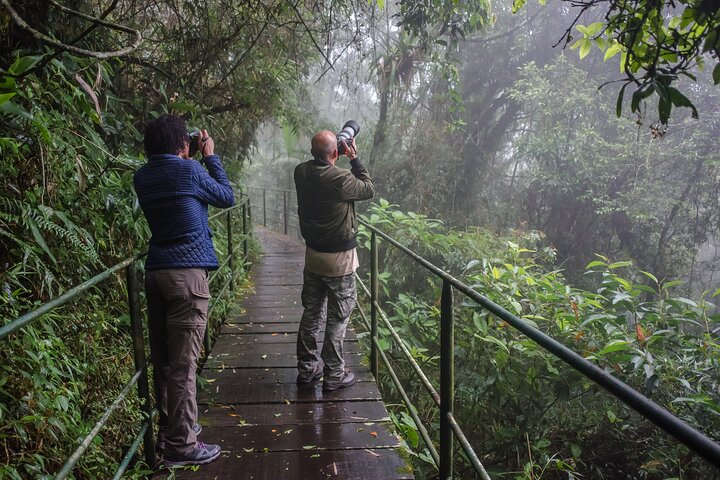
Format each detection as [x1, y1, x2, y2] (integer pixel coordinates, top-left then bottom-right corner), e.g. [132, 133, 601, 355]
[336, 120, 360, 154]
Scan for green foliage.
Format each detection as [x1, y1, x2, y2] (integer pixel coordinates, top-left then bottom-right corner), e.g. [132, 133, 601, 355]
[518, 0, 720, 124]
[359, 202, 719, 479]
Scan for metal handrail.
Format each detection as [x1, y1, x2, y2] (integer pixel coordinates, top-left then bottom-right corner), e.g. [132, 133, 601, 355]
[360, 218, 720, 474]
[2, 197, 252, 478]
[0, 253, 145, 340]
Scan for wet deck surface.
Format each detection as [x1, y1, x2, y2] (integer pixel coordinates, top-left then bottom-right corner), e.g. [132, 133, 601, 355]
[161, 227, 412, 479]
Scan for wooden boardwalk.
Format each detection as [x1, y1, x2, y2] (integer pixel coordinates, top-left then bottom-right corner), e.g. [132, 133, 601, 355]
[166, 227, 413, 479]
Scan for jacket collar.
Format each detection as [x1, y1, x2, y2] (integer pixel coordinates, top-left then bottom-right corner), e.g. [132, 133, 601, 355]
[312, 157, 333, 166]
[148, 153, 183, 162]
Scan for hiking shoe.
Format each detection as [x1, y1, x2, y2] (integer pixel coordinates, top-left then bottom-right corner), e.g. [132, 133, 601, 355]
[296, 363, 324, 384]
[157, 423, 203, 452]
[322, 371, 356, 392]
[163, 441, 221, 467]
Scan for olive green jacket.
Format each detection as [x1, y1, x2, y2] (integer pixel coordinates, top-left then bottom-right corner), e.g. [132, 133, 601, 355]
[294, 157, 374, 253]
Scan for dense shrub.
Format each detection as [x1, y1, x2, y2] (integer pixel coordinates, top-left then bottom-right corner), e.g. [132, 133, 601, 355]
[358, 201, 719, 480]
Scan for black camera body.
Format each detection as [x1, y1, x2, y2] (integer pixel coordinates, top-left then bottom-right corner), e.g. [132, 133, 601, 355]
[336, 120, 360, 154]
[187, 131, 200, 157]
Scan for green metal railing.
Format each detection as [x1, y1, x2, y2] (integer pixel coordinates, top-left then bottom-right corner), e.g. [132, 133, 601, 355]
[251, 185, 720, 479]
[246, 185, 301, 238]
[1, 195, 251, 479]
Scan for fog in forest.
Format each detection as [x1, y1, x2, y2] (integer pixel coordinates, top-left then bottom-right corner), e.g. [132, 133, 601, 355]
[245, 1, 719, 299]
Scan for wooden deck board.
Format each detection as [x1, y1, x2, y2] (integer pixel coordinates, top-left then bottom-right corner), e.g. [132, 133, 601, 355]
[155, 227, 412, 479]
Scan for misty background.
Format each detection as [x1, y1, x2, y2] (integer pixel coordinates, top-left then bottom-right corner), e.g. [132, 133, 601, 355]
[245, 1, 720, 298]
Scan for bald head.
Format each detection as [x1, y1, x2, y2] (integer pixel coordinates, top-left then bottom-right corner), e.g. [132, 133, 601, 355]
[311, 130, 337, 163]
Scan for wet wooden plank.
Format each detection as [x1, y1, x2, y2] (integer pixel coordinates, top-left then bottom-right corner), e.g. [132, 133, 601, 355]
[197, 380, 382, 404]
[195, 422, 400, 452]
[205, 351, 365, 369]
[210, 339, 361, 355]
[199, 366, 373, 386]
[219, 323, 359, 341]
[162, 449, 413, 480]
[197, 402, 390, 426]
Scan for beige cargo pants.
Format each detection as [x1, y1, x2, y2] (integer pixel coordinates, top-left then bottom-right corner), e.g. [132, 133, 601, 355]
[145, 268, 210, 458]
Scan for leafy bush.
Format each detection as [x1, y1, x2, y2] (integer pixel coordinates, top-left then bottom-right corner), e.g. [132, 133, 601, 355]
[358, 201, 720, 480]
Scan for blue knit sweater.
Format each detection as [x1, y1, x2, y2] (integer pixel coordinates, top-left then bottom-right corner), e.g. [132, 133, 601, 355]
[133, 153, 234, 270]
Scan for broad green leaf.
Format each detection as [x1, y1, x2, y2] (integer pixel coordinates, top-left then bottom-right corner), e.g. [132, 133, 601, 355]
[0, 92, 16, 106]
[604, 43, 623, 61]
[9, 55, 43, 75]
[579, 39, 592, 59]
[639, 270, 658, 284]
[616, 83, 627, 117]
[512, 0, 527, 13]
[668, 87, 698, 118]
[596, 340, 631, 356]
[608, 261, 632, 269]
[28, 220, 57, 265]
[571, 443, 582, 459]
[586, 260, 607, 269]
[475, 334, 509, 353]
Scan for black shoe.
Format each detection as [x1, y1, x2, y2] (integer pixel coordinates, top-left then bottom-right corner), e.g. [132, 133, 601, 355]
[297, 363, 323, 384]
[322, 371, 356, 392]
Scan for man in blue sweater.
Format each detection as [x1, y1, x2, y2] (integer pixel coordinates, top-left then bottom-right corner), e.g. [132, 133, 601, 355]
[134, 114, 234, 467]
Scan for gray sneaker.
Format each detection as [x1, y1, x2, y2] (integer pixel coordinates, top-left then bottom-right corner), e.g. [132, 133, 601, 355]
[323, 371, 356, 392]
[163, 441, 221, 467]
[297, 363, 323, 384]
[157, 423, 202, 452]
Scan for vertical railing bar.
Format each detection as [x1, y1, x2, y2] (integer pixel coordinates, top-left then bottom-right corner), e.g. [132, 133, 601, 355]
[370, 231, 379, 379]
[439, 279, 454, 480]
[242, 201, 248, 265]
[263, 188, 267, 226]
[283, 190, 288, 235]
[227, 210, 234, 291]
[126, 262, 156, 468]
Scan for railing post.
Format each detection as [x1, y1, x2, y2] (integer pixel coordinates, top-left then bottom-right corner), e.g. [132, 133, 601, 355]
[263, 188, 267, 227]
[126, 262, 156, 468]
[370, 232, 379, 379]
[440, 279, 454, 480]
[283, 190, 288, 235]
[242, 201, 248, 267]
[227, 210, 234, 290]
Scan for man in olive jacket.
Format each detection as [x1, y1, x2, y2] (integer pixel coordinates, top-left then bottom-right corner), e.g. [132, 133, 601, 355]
[294, 130, 374, 391]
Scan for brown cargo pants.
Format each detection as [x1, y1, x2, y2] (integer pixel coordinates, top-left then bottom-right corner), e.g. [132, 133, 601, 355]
[145, 268, 210, 458]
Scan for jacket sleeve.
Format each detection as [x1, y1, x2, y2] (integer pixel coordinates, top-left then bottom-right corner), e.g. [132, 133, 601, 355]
[339, 158, 375, 201]
[193, 155, 235, 208]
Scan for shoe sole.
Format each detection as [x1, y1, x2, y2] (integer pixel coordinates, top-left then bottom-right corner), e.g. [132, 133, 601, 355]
[163, 449, 221, 467]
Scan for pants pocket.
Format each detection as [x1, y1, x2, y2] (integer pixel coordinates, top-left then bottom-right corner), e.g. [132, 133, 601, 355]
[191, 289, 210, 317]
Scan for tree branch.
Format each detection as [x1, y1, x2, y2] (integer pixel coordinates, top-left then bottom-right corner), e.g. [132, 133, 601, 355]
[0, 0, 142, 61]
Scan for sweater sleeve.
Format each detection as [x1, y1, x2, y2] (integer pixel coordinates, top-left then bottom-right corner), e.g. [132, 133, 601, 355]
[339, 157, 375, 201]
[193, 155, 235, 208]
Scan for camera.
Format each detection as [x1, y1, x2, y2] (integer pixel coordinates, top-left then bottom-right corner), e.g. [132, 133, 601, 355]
[187, 131, 200, 157]
[336, 120, 360, 154]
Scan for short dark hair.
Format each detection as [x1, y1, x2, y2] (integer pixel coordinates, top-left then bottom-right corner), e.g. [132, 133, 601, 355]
[143, 114, 188, 156]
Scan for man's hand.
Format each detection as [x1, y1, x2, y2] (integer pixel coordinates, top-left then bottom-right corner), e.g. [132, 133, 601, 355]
[199, 128, 215, 157]
[340, 138, 357, 161]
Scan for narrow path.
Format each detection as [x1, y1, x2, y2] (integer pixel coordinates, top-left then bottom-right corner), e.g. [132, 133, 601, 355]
[167, 227, 413, 479]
